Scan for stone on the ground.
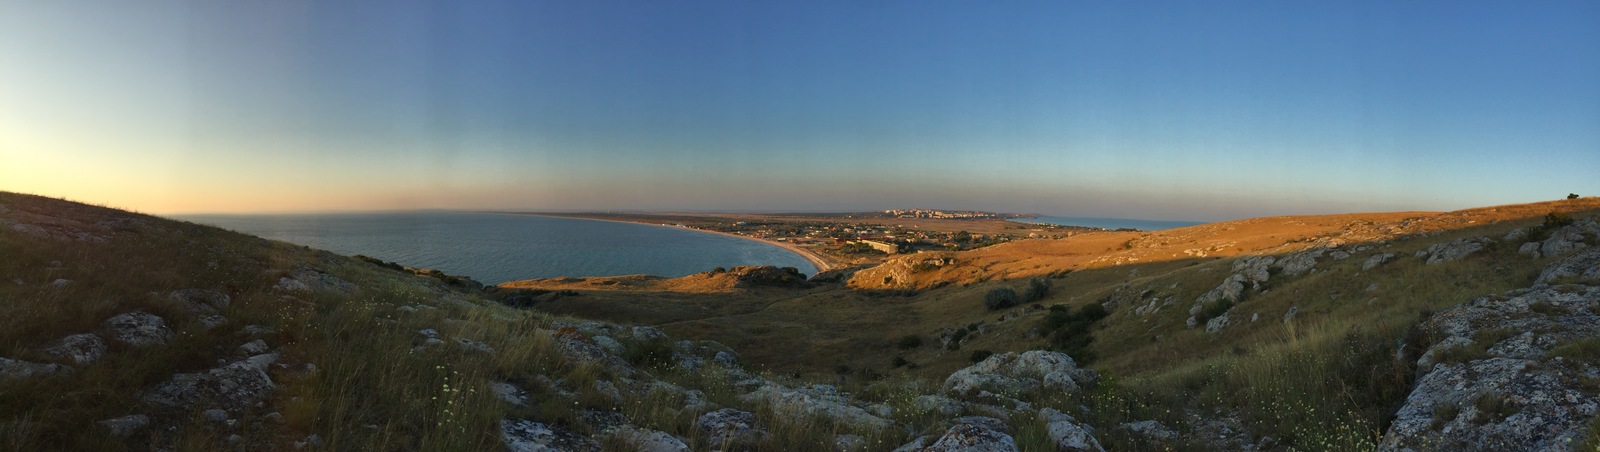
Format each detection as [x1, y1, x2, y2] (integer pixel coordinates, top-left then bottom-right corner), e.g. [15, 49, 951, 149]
[696, 408, 767, 450]
[739, 383, 892, 429]
[98, 414, 150, 437]
[944, 350, 1093, 396]
[104, 311, 174, 347]
[1362, 253, 1394, 271]
[44, 333, 107, 365]
[921, 417, 1017, 452]
[0, 357, 64, 379]
[501, 419, 598, 452]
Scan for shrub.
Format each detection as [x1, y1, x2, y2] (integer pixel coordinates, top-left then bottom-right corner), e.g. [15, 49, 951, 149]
[947, 329, 969, 350]
[891, 356, 909, 368]
[1569, 193, 1581, 200]
[970, 350, 994, 363]
[1195, 299, 1234, 324]
[896, 335, 924, 350]
[984, 288, 1019, 311]
[1021, 277, 1051, 302]
[1545, 212, 1575, 229]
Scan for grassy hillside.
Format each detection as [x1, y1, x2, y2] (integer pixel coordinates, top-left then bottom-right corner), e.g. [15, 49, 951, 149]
[4, 191, 1597, 451]
[520, 197, 1600, 449]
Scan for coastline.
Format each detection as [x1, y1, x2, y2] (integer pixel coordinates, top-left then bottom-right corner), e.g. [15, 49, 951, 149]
[500, 213, 833, 275]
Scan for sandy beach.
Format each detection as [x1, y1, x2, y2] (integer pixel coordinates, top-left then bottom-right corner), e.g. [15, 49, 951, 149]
[503, 213, 833, 274]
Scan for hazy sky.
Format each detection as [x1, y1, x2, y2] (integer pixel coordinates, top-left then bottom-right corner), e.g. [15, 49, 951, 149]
[2, 1, 1597, 221]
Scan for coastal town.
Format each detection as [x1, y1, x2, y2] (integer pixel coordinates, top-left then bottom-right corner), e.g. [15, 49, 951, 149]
[524, 210, 1093, 271]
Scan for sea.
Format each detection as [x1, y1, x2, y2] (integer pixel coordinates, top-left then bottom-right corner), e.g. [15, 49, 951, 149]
[1013, 216, 1204, 231]
[176, 212, 817, 285]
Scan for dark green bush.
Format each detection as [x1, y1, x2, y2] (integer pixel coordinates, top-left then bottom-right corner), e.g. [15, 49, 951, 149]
[984, 287, 1018, 311]
[970, 350, 994, 363]
[896, 335, 924, 350]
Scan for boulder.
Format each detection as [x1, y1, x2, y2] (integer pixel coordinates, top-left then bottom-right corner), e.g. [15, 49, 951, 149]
[1047, 420, 1105, 452]
[104, 311, 174, 347]
[44, 333, 107, 365]
[914, 395, 967, 417]
[921, 417, 1017, 452]
[697, 408, 767, 450]
[834, 434, 866, 451]
[1196, 274, 1248, 305]
[501, 419, 598, 452]
[944, 351, 1092, 396]
[0, 357, 64, 379]
[1422, 236, 1491, 265]
[1380, 280, 1600, 451]
[1534, 247, 1600, 286]
[1274, 248, 1324, 277]
[1122, 420, 1177, 440]
[98, 414, 150, 437]
[610, 425, 689, 452]
[1362, 253, 1394, 271]
[739, 384, 892, 429]
[1204, 312, 1231, 334]
[144, 353, 280, 411]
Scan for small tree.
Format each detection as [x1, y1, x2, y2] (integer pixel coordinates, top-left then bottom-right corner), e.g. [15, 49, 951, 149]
[984, 287, 1018, 311]
[1022, 277, 1051, 302]
[1568, 193, 1580, 200]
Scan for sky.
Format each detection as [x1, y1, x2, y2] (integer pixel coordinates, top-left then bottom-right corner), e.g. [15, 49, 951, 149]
[2, 1, 1597, 221]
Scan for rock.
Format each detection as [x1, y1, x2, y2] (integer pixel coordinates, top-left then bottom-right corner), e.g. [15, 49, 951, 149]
[0, 357, 65, 379]
[1362, 253, 1395, 271]
[1232, 256, 1276, 283]
[272, 277, 310, 293]
[1380, 280, 1600, 451]
[1503, 227, 1528, 242]
[1196, 274, 1249, 305]
[44, 333, 107, 365]
[1204, 312, 1231, 333]
[944, 350, 1089, 396]
[50, 279, 72, 288]
[144, 353, 280, 410]
[414, 329, 443, 348]
[501, 419, 598, 452]
[202, 408, 229, 422]
[237, 339, 269, 355]
[491, 382, 529, 406]
[455, 338, 494, 353]
[1282, 306, 1298, 324]
[714, 350, 738, 367]
[915, 395, 967, 417]
[631, 326, 668, 342]
[104, 311, 174, 347]
[1047, 419, 1106, 452]
[1539, 220, 1599, 258]
[922, 417, 1017, 452]
[739, 384, 892, 429]
[835, 433, 866, 451]
[241, 325, 276, 338]
[592, 335, 624, 355]
[199, 315, 228, 330]
[168, 289, 231, 310]
[892, 436, 935, 452]
[1534, 247, 1600, 286]
[98, 414, 150, 437]
[1329, 250, 1351, 260]
[1519, 242, 1542, 258]
[293, 434, 324, 449]
[697, 408, 767, 450]
[1122, 420, 1177, 440]
[1274, 248, 1325, 277]
[611, 425, 689, 452]
[1422, 236, 1491, 265]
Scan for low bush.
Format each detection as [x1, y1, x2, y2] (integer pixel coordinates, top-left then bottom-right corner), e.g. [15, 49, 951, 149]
[984, 288, 1018, 311]
[970, 350, 994, 363]
[896, 335, 924, 350]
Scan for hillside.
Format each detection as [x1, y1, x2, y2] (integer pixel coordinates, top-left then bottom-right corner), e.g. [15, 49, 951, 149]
[4, 191, 1600, 451]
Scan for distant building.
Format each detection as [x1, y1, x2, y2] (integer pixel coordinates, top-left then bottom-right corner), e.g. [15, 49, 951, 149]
[853, 240, 899, 254]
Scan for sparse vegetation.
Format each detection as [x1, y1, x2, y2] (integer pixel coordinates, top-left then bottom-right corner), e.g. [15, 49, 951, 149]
[895, 335, 924, 350]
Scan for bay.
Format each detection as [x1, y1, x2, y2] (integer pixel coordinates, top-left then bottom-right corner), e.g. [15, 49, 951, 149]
[176, 212, 817, 284]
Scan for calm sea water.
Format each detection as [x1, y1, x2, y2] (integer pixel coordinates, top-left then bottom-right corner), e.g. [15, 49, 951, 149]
[1014, 216, 1203, 231]
[176, 212, 816, 284]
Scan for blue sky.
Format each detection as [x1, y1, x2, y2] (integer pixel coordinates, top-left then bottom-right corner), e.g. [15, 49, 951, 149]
[2, 1, 1597, 220]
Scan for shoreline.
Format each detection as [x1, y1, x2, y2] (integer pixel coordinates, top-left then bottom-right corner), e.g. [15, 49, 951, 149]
[499, 213, 833, 275]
